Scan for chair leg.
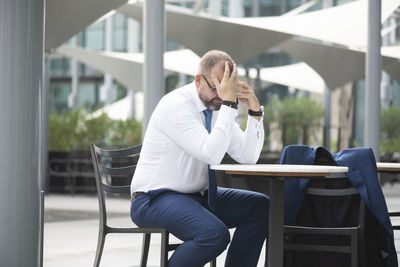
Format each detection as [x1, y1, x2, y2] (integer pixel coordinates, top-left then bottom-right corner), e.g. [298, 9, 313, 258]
[350, 231, 358, 267]
[93, 231, 106, 267]
[160, 230, 169, 267]
[140, 233, 151, 267]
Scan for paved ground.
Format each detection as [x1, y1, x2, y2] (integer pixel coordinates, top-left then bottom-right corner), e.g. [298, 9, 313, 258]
[43, 184, 400, 267]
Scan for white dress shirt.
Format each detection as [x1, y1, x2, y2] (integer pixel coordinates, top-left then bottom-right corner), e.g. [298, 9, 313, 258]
[131, 82, 264, 195]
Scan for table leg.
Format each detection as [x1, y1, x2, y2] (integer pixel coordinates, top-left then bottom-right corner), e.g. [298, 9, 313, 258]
[267, 178, 285, 267]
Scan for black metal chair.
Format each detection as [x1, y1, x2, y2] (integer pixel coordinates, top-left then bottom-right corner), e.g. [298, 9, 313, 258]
[283, 174, 366, 267]
[90, 143, 216, 267]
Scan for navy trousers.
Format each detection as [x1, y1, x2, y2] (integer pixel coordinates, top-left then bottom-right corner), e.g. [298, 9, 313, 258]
[130, 187, 269, 267]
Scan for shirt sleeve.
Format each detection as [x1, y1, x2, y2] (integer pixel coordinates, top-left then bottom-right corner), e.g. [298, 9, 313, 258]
[227, 115, 264, 164]
[157, 103, 238, 165]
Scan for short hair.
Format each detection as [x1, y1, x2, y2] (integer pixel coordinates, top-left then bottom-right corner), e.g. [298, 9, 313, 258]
[198, 50, 235, 77]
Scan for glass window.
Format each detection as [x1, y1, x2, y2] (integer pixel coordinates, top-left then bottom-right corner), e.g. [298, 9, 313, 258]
[84, 21, 105, 50]
[259, 0, 282, 16]
[114, 81, 128, 101]
[335, 0, 352, 5]
[50, 58, 71, 77]
[286, 0, 302, 12]
[113, 14, 128, 52]
[51, 82, 71, 113]
[392, 80, 400, 107]
[78, 82, 99, 110]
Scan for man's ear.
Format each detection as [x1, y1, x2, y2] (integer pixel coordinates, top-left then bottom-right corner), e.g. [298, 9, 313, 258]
[195, 74, 202, 88]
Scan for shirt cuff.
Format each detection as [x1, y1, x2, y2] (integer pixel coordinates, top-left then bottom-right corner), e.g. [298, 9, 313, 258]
[247, 114, 263, 131]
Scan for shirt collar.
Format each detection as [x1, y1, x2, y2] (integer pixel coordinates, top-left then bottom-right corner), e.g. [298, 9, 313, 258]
[189, 81, 208, 113]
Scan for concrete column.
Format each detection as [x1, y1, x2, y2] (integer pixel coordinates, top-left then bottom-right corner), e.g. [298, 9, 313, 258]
[323, 86, 331, 149]
[100, 16, 115, 106]
[68, 37, 79, 109]
[128, 19, 140, 53]
[365, 0, 381, 160]
[322, 0, 334, 8]
[38, 56, 51, 267]
[321, 0, 334, 150]
[143, 0, 165, 132]
[280, 0, 287, 14]
[252, 0, 260, 17]
[128, 18, 140, 119]
[381, 19, 392, 109]
[229, 0, 243, 17]
[0, 0, 44, 266]
[210, 0, 222, 17]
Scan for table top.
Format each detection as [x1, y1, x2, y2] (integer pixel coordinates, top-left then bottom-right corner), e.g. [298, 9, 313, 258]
[377, 162, 400, 172]
[210, 164, 349, 177]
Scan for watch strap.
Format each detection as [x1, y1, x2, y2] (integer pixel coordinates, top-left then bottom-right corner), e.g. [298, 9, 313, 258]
[222, 100, 238, 110]
[248, 107, 263, 116]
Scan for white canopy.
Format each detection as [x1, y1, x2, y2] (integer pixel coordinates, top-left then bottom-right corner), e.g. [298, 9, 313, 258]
[117, 0, 400, 89]
[226, 0, 400, 49]
[56, 45, 179, 91]
[45, 0, 127, 51]
[116, 3, 293, 64]
[281, 38, 400, 89]
[382, 45, 400, 83]
[252, 63, 324, 94]
[56, 45, 324, 94]
[89, 93, 143, 120]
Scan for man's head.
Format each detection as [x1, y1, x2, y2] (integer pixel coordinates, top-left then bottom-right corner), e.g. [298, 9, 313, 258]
[195, 50, 235, 110]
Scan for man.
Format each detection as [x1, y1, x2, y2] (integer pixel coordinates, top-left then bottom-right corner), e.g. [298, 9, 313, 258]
[130, 50, 268, 267]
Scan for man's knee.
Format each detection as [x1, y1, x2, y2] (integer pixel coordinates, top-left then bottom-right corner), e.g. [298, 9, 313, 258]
[195, 225, 230, 254]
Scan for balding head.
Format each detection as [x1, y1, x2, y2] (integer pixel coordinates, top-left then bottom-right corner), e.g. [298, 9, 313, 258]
[198, 50, 235, 77]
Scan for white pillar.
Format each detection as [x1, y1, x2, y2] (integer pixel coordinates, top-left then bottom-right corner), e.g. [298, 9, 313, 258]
[68, 37, 79, 109]
[323, 86, 331, 149]
[100, 16, 115, 106]
[229, 0, 243, 17]
[251, 0, 260, 17]
[143, 0, 165, 133]
[210, 0, 222, 17]
[128, 18, 141, 119]
[0, 0, 44, 265]
[39, 56, 51, 267]
[322, 0, 334, 8]
[381, 18, 392, 109]
[321, 0, 334, 150]
[365, 0, 382, 160]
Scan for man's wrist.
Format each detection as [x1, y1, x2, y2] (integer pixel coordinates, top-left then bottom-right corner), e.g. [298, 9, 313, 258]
[222, 100, 238, 109]
[248, 106, 264, 117]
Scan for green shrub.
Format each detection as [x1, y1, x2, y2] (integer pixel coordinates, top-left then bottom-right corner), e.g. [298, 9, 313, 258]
[266, 97, 325, 147]
[48, 109, 142, 151]
[381, 106, 400, 153]
[109, 118, 142, 148]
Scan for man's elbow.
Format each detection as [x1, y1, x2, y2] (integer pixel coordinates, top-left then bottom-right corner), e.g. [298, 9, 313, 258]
[243, 153, 261, 165]
[209, 155, 224, 165]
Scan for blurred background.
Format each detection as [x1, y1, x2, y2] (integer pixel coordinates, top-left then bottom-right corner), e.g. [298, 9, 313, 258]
[46, 0, 400, 195]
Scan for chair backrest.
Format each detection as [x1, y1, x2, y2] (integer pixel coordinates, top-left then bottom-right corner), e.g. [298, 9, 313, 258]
[90, 143, 142, 227]
[297, 176, 365, 228]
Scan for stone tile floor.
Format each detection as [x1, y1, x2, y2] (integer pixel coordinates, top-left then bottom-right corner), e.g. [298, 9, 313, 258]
[43, 183, 400, 266]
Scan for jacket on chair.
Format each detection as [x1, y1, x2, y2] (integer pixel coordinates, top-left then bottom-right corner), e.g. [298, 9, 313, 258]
[280, 145, 397, 267]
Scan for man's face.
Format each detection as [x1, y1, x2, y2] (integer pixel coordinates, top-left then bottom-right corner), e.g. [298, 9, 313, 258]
[196, 61, 225, 110]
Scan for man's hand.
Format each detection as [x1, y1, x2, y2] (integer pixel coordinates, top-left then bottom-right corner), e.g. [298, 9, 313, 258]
[236, 80, 260, 110]
[211, 61, 237, 102]
[237, 80, 262, 120]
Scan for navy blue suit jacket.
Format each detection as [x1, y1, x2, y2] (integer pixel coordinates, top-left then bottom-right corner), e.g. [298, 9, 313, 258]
[280, 145, 397, 267]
